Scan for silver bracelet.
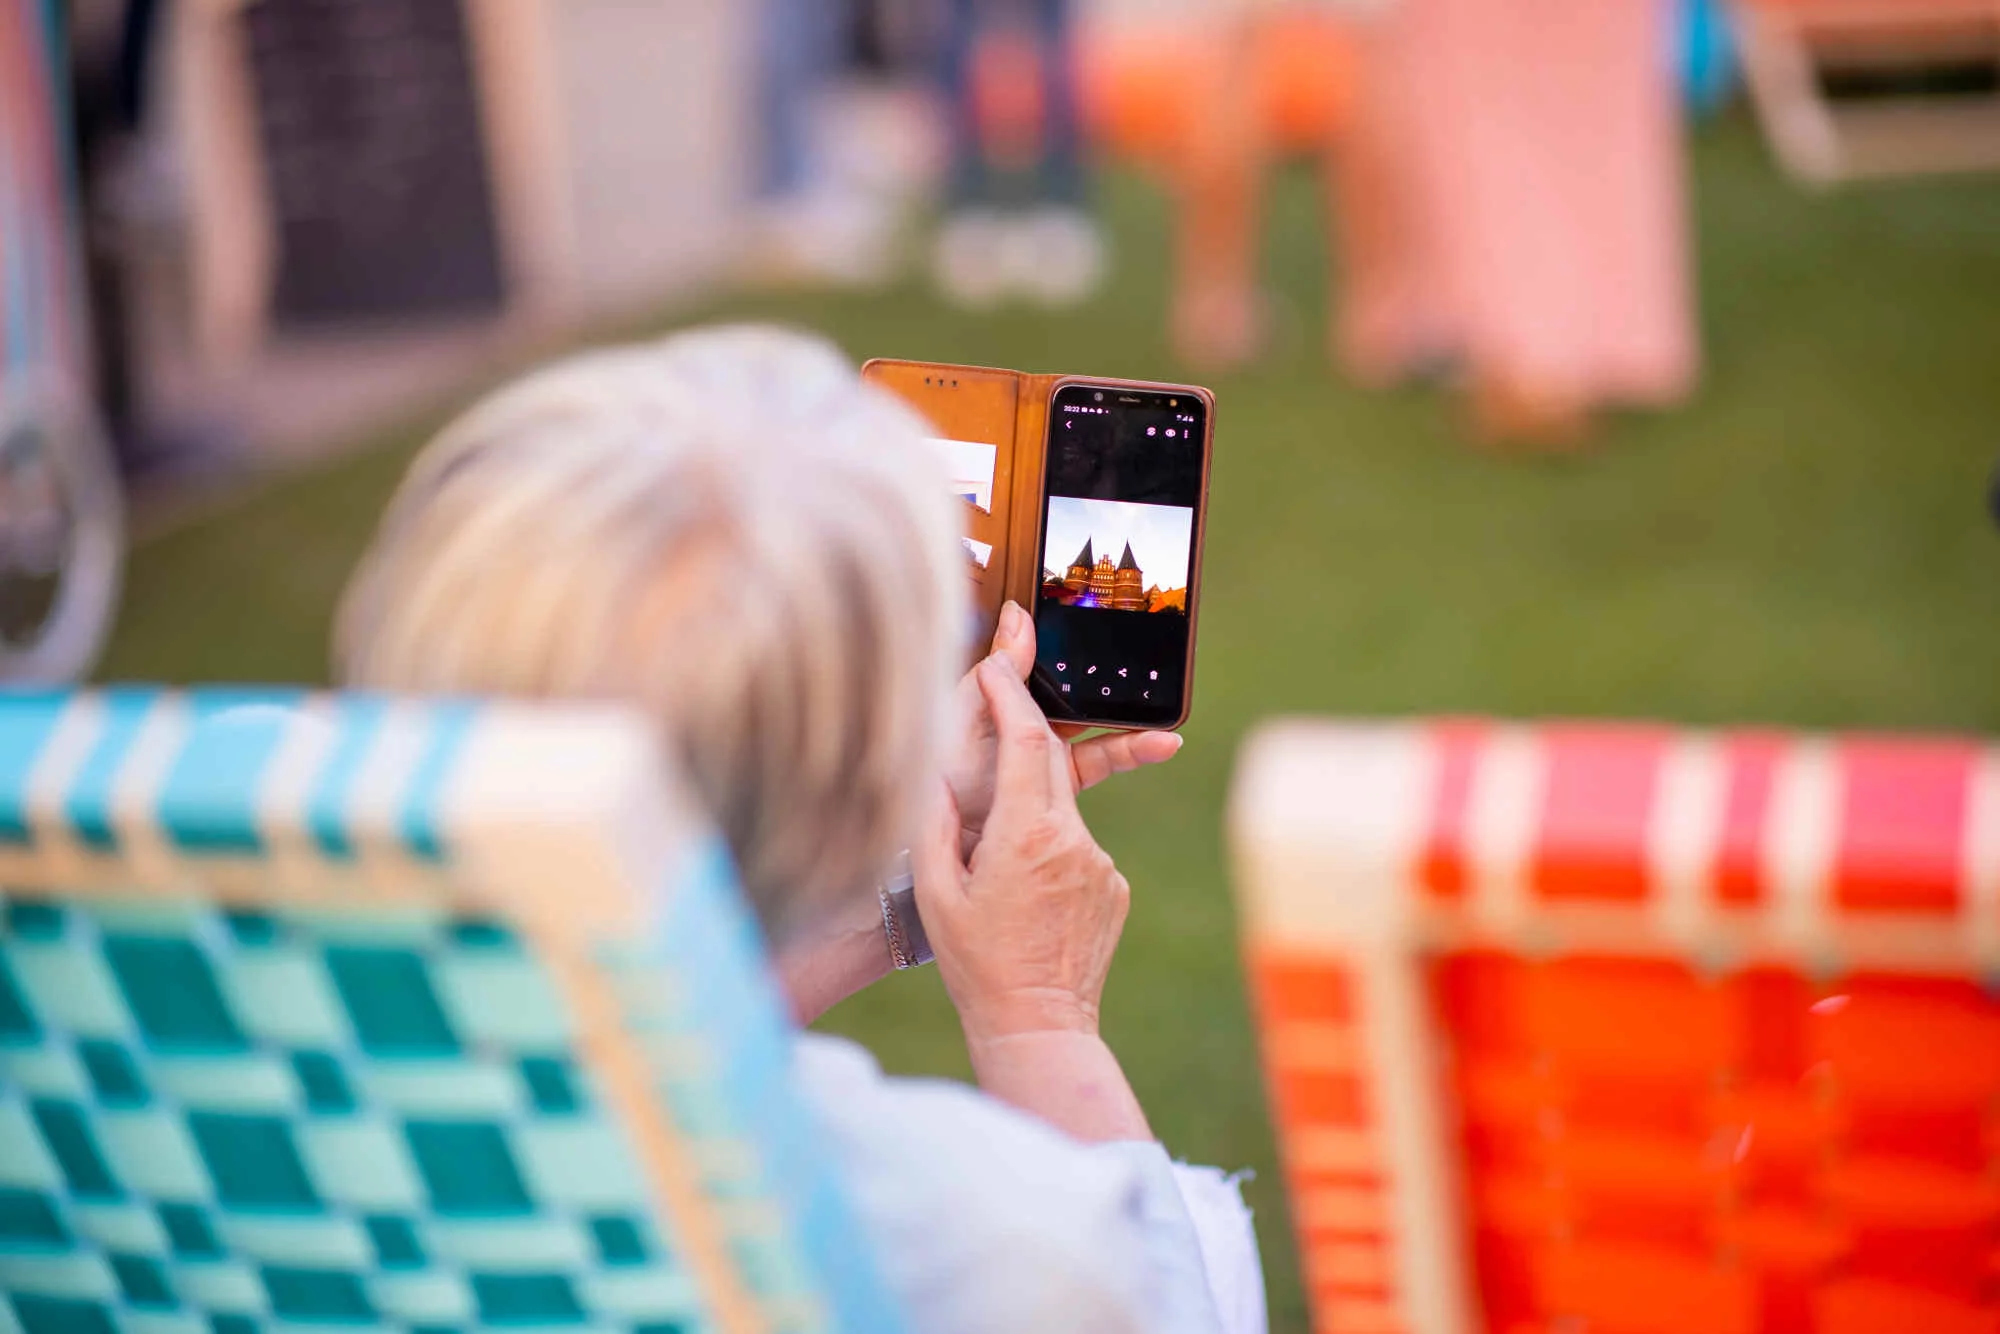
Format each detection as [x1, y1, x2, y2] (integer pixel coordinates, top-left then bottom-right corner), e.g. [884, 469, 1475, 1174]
[877, 851, 933, 970]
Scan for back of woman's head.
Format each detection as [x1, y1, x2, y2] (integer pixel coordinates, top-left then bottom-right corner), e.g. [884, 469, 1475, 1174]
[336, 325, 966, 941]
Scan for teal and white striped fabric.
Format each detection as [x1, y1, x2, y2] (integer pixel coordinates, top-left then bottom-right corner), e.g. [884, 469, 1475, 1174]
[0, 690, 906, 1334]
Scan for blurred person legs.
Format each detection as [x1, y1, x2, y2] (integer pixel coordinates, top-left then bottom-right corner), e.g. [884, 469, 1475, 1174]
[1171, 9, 1361, 370]
[752, 0, 898, 287]
[1335, 0, 1697, 446]
[1332, 1, 1459, 388]
[1010, 0, 1100, 307]
[69, 0, 236, 483]
[933, 0, 1005, 305]
[755, 0, 840, 202]
[67, 0, 137, 454]
[1172, 20, 1266, 369]
[1454, 0, 1697, 442]
[933, 0, 1103, 308]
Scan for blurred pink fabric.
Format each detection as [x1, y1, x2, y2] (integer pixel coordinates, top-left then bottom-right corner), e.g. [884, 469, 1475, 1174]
[1340, 0, 1697, 408]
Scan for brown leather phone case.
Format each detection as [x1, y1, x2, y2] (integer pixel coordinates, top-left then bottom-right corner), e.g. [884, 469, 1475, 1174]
[862, 359, 1213, 730]
[861, 359, 1060, 649]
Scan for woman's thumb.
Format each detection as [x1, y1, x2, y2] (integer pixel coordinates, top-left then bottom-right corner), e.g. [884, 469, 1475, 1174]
[992, 600, 1035, 681]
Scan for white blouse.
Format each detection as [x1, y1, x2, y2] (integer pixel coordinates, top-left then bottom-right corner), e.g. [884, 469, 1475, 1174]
[796, 1033, 1269, 1334]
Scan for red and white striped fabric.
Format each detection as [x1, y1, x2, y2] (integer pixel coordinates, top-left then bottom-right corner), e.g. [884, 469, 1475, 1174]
[1230, 720, 2000, 1334]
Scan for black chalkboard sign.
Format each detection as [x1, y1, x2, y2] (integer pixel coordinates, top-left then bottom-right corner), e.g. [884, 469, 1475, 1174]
[242, 0, 508, 328]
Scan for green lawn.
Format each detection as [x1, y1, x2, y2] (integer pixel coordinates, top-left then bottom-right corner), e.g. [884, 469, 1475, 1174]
[99, 119, 2000, 1331]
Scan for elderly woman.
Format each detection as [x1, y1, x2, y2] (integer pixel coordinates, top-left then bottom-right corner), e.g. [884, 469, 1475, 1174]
[335, 326, 1266, 1334]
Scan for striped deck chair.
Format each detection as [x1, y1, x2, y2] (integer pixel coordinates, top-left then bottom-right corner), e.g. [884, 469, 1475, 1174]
[1736, 0, 2000, 182]
[0, 689, 906, 1334]
[1231, 719, 2000, 1334]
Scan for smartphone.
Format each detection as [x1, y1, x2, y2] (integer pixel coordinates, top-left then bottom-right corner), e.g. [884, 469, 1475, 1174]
[1028, 380, 1213, 730]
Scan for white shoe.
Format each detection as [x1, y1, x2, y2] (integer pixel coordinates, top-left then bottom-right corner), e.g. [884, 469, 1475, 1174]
[1008, 207, 1106, 307]
[931, 210, 1012, 309]
[747, 191, 899, 289]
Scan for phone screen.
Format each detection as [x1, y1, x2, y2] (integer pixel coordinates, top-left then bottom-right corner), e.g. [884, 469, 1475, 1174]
[1030, 383, 1207, 728]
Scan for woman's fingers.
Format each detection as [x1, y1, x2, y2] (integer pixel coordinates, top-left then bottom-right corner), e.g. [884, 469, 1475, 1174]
[977, 653, 1063, 814]
[911, 779, 969, 914]
[1070, 730, 1185, 793]
[959, 602, 1032, 740]
[992, 600, 1035, 681]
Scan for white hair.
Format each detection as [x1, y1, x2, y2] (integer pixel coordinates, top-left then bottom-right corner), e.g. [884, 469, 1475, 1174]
[336, 325, 967, 941]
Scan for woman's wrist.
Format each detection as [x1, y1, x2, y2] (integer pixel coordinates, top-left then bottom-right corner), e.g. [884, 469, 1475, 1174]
[955, 985, 1101, 1048]
[963, 1025, 1153, 1144]
[775, 899, 896, 1025]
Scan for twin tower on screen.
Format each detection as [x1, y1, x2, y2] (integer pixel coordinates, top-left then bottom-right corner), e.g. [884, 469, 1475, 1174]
[1041, 529, 1187, 615]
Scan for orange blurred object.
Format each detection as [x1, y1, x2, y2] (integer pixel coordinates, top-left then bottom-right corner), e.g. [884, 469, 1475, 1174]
[1537, 1241, 1758, 1334]
[1078, 14, 1359, 166]
[1232, 720, 2000, 1334]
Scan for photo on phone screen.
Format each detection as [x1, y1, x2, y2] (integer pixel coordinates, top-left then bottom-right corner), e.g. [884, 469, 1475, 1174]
[1031, 383, 1207, 728]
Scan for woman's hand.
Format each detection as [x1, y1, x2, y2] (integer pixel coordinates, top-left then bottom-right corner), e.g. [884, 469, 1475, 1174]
[914, 654, 1153, 1141]
[775, 602, 1180, 1031]
[947, 601, 1181, 860]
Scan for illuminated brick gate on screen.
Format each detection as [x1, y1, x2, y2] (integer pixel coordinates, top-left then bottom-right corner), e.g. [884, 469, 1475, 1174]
[1043, 539, 1186, 614]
